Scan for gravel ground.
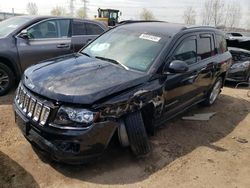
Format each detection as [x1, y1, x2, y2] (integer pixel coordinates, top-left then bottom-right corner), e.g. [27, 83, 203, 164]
[0, 86, 250, 188]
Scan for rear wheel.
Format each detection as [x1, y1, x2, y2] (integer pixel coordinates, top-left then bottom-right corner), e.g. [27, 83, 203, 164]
[0, 63, 14, 96]
[124, 111, 150, 156]
[202, 78, 222, 106]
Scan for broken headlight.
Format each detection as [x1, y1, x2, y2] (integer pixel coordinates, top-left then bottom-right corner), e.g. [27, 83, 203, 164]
[54, 106, 98, 128]
[231, 61, 250, 69]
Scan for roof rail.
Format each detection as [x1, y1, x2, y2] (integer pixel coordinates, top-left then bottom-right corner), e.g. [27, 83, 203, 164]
[118, 20, 165, 25]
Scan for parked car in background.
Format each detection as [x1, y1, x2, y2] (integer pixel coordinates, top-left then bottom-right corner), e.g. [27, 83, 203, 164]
[14, 22, 232, 164]
[227, 47, 250, 82]
[0, 16, 107, 95]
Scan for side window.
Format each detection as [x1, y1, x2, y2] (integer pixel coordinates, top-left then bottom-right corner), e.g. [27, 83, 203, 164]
[72, 21, 86, 36]
[215, 34, 227, 54]
[173, 37, 197, 65]
[27, 19, 70, 39]
[85, 23, 104, 35]
[198, 34, 212, 60]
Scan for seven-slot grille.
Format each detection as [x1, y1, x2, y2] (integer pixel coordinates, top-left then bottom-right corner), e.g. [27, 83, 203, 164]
[15, 84, 50, 126]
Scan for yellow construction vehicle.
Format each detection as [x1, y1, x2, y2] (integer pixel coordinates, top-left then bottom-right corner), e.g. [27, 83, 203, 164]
[95, 8, 121, 27]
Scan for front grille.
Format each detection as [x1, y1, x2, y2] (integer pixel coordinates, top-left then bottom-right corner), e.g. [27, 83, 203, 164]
[15, 84, 51, 126]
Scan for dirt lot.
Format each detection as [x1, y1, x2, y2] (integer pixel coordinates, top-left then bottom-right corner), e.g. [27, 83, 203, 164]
[0, 86, 250, 188]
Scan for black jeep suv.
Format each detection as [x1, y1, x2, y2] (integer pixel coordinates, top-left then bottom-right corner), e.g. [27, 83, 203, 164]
[14, 22, 232, 164]
[0, 16, 107, 95]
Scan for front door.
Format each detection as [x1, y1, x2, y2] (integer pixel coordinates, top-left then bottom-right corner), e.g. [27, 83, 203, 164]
[16, 18, 72, 71]
[162, 35, 202, 118]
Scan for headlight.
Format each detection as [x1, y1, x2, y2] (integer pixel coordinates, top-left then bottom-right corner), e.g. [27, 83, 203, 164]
[231, 61, 250, 69]
[54, 106, 98, 128]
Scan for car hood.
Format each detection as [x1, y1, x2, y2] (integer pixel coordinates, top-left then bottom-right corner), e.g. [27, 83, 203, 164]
[23, 54, 149, 104]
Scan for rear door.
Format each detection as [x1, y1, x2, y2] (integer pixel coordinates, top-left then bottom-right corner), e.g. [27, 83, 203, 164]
[16, 18, 72, 71]
[194, 33, 217, 93]
[71, 20, 105, 51]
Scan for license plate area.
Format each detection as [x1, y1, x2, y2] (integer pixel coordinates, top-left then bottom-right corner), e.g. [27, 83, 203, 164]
[15, 112, 30, 136]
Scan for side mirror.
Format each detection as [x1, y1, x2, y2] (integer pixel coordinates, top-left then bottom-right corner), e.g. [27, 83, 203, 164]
[165, 60, 189, 74]
[18, 29, 29, 39]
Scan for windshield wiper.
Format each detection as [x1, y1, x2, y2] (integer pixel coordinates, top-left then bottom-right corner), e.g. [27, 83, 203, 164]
[95, 56, 129, 70]
[79, 51, 91, 57]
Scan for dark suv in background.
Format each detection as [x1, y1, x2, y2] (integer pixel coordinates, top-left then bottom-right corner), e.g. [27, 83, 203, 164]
[0, 16, 107, 95]
[14, 22, 232, 164]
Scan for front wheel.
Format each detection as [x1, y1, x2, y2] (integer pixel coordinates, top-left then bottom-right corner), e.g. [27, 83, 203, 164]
[124, 111, 151, 156]
[0, 63, 14, 96]
[202, 78, 222, 106]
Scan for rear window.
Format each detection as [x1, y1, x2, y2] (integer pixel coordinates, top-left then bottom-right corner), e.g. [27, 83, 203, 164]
[216, 34, 227, 54]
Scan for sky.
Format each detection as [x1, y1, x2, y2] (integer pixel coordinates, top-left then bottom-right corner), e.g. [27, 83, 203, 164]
[0, 0, 249, 27]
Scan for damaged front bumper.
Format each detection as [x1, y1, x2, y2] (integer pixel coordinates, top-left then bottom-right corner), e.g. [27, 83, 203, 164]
[14, 103, 118, 164]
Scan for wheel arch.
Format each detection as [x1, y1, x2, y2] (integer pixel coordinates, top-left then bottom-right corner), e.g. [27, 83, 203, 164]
[0, 56, 21, 81]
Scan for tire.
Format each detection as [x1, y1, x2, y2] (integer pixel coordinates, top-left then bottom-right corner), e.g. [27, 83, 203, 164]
[124, 111, 151, 156]
[202, 78, 223, 106]
[0, 63, 15, 96]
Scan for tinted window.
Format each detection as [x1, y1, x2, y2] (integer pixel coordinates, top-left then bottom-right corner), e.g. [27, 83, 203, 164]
[173, 37, 197, 65]
[73, 21, 86, 36]
[85, 23, 104, 35]
[216, 34, 227, 54]
[198, 34, 212, 60]
[27, 19, 70, 39]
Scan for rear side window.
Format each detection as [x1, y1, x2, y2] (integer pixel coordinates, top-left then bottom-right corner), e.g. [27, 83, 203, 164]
[198, 34, 213, 60]
[72, 21, 86, 36]
[216, 34, 227, 54]
[85, 23, 104, 35]
[173, 37, 197, 65]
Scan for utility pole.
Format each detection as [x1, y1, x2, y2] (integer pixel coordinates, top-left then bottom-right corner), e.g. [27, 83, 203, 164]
[82, 0, 88, 18]
[69, 0, 75, 17]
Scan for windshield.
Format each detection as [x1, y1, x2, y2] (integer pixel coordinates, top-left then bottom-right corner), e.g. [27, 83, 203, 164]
[0, 17, 31, 37]
[81, 27, 167, 72]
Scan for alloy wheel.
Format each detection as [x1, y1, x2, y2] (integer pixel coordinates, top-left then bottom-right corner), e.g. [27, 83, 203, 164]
[0, 69, 10, 92]
[209, 80, 222, 104]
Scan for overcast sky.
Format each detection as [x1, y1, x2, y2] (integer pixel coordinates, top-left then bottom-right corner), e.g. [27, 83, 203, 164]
[0, 0, 249, 27]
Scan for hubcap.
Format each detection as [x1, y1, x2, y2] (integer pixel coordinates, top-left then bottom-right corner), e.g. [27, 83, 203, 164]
[209, 80, 222, 104]
[0, 69, 9, 92]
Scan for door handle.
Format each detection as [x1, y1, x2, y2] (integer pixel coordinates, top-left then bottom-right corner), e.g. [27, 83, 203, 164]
[57, 44, 70, 48]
